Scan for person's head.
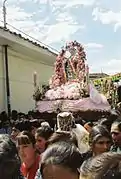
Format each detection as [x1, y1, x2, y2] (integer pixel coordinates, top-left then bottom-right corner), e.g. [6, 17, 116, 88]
[89, 125, 112, 155]
[35, 126, 53, 153]
[0, 134, 21, 179]
[0, 111, 8, 122]
[79, 152, 121, 179]
[11, 109, 18, 118]
[30, 119, 40, 135]
[11, 125, 20, 141]
[17, 131, 36, 166]
[28, 110, 34, 120]
[41, 121, 50, 127]
[40, 142, 82, 179]
[47, 131, 78, 147]
[111, 118, 121, 147]
[100, 118, 112, 131]
[11, 120, 31, 141]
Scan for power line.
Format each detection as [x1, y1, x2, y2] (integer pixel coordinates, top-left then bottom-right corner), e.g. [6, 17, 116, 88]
[0, 18, 59, 54]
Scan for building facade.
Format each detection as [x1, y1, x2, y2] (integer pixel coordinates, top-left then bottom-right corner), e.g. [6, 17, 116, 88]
[0, 27, 56, 113]
[89, 73, 109, 81]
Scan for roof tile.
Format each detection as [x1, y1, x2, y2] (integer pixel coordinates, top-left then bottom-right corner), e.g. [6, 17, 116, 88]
[0, 26, 57, 56]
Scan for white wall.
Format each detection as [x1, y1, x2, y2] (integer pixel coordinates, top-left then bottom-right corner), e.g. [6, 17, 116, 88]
[0, 47, 54, 113]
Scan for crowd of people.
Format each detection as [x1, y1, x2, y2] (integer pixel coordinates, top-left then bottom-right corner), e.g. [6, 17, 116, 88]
[0, 109, 121, 179]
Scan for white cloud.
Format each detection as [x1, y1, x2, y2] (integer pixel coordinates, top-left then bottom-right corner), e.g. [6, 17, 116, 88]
[85, 43, 103, 49]
[0, 5, 33, 22]
[0, 2, 86, 45]
[0, 0, 120, 74]
[8, 0, 28, 3]
[92, 7, 121, 32]
[56, 12, 75, 23]
[33, 0, 47, 3]
[0, 5, 46, 41]
[49, 0, 96, 8]
[90, 58, 121, 74]
[103, 59, 121, 74]
[65, 0, 96, 8]
[43, 22, 85, 45]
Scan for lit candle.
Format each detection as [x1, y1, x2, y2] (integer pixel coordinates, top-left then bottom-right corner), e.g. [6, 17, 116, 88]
[33, 71, 37, 87]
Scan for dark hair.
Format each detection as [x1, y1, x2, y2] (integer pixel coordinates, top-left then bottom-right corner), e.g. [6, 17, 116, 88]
[11, 110, 18, 121]
[0, 111, 8, 122]
[112, 118, 121, 132]
[100, 118, 112, 131]
[96, 153, 121, 179]
[47, 131, 78, 147]
[30, 119, 40, 128]
[12, 119, 31, 132]
[41, 142, 82, 176]
[80, 152, 121, 179]
[35, 126, 53, 141]
[17, 131, 36, 146]
[0, 134, 21, 179]
[89, 125, 112, 146]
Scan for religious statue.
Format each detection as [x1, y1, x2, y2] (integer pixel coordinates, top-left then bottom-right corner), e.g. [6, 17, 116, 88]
[50, 41, 87, 88]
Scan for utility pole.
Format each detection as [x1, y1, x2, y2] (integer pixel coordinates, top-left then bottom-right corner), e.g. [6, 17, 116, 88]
[2, 0, 11, 119]
[3, 0, 7, 29]
[4, 45, 11, 118]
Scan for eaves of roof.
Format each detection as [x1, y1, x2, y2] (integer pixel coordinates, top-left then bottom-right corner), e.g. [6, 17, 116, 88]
[0, 26, 58, 57]
[89, 73, 109, 77]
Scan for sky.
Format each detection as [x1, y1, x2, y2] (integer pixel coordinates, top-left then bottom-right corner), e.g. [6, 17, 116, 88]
[0, 0, 121, 74]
